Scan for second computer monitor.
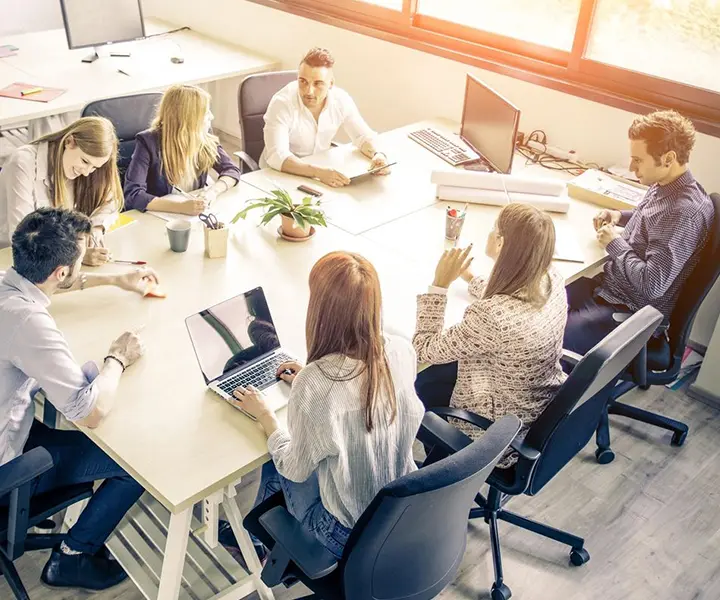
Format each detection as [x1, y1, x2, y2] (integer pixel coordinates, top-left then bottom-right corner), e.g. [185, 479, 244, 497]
[460, 75, 520, 174]
[60, 0, 145, 50]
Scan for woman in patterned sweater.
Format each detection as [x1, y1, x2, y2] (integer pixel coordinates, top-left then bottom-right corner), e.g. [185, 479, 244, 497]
[413, 203, 568, 466]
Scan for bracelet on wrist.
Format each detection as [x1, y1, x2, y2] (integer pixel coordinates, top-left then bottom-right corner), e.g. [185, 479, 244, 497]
[104, 355, 126, 372]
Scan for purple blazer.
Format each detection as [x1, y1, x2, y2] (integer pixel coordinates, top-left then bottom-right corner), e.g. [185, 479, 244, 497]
[123, 129, 242, 211]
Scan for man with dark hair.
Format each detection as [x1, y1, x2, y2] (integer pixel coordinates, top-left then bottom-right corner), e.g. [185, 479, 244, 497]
[0, 207, 160, 591]
[564, 110, 714, 353]
[260, 46, 390, 187]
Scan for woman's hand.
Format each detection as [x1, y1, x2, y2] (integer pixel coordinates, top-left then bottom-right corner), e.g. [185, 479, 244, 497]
[370, 152, 391, 176]
[83, 247, 112, 266]
[231, 386, 280, 435]
[432, 245, 474, 289]
[276, 361, 303, 384]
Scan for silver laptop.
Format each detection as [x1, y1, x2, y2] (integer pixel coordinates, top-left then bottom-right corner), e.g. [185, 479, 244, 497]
[185, 287, 296, 419]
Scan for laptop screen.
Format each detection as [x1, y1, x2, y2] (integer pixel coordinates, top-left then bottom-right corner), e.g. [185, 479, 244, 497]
[185, 287, 280, 384]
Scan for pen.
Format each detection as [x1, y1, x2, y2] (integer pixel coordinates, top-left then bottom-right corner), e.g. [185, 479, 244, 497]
[113, 260, 147, 265]
[462, 202, 468, 216]
[20, 87, 43, 96]
[117, 69, 131, 77]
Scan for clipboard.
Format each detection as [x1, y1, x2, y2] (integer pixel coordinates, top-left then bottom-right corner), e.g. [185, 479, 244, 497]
[0, 82, 66, 103]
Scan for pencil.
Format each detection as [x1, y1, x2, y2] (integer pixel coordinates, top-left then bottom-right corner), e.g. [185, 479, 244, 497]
[20, 87, 43, 96]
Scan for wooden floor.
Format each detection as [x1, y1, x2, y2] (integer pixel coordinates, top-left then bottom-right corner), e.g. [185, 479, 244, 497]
[4, 383, 720, 600]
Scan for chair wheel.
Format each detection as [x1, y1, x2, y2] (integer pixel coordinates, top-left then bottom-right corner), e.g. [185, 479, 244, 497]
[595, 448, 615, 464]
[671, 429, 688, 447]
[570, 547, 590, 566]
[491, 583, 512, 600]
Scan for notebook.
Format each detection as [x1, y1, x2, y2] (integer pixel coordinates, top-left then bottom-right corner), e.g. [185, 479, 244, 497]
[0, 82, 66, 103]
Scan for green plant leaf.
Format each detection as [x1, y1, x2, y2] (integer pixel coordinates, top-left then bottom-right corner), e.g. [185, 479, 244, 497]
[293, 212, 308, 230]
[302, 196, 312, 205]
[260, 207, 286, 225]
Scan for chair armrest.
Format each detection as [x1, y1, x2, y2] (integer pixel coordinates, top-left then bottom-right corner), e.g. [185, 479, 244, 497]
[259, 506, 338, 581]
[0, 447, 53, 498]
[426, 408, 540, 462]
[233, 150, 259, 173]
[560, 349, 584, 370]
[612, 312, 631, 324]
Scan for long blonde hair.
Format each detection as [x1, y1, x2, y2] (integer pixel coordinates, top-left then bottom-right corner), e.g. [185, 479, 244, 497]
[483, 203, 556, 307]
[306, 252, 397, 432]
[33, 117, 122, 217]
[151, 85, 219, 188]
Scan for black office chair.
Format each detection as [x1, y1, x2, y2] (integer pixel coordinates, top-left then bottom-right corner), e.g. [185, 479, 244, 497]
[235, 70, 297, 173]
[0, 448, 94, 599]
[244, 415, 521, 600]
[81, 93, 162, 186]
[594, 192, 720, 463]
[420, 306, 664, 600]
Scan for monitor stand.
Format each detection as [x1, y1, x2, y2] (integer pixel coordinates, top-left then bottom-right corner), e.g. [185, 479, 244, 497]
[81, 47, 131, 63]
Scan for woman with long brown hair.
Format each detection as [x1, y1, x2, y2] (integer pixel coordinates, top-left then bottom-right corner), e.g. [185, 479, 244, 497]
[229, 251, 424, 559]
[413, 203, 568, 466]
[0, 117, 122, 264]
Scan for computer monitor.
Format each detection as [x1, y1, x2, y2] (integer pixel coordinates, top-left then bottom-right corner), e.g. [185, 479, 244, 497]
[60, 0, 145, 60]
[460, 75, 521, 174]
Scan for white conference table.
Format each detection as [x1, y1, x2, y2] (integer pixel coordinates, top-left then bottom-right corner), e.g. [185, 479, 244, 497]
[0, 19, 278, 127]
[0, 120, 610, 600]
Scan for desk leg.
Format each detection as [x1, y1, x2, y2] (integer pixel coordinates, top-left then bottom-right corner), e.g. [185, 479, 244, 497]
[222, 494, 274, 600]
[157, 507, 192, 600]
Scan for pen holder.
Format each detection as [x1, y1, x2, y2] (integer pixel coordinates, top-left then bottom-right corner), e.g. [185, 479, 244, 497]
[203, 224, 228, 258]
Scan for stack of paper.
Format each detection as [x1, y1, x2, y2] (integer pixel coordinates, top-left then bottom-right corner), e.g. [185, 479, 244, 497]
[431, 170, 570, 213]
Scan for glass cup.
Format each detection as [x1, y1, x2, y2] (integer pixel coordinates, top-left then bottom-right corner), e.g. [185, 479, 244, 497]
[445, 210, 466, 241]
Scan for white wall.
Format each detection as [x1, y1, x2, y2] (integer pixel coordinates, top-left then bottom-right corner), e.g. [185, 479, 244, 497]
[2, 0, 64, 36]
[144, 0, 720, 346]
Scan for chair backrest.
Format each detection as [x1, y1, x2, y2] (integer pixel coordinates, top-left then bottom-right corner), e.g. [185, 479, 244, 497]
[666, 192, 720, 369]
[341, 415, 521, 600]
[81, 93, 162, 183]
[522, 306, 664, 494]
[237, 70, 297, 164]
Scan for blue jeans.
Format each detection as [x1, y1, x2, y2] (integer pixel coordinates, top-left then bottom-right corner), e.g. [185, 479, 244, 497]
[20, 421, 144, 554]
[414, 362, 458, 409]
[254, 461, 351, 560]
[564, 276, 624, 357]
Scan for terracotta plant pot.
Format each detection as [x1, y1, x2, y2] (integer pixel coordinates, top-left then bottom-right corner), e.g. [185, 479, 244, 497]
[280, 214, 312, 239]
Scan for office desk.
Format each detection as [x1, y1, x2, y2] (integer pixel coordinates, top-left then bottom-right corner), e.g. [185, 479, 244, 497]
[0, 19, 278, 127]
[0, 180, 471, 600]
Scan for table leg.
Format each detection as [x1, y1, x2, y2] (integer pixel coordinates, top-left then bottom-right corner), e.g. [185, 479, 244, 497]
[157, 507, 192, 600]
[222, 496, 274, 600]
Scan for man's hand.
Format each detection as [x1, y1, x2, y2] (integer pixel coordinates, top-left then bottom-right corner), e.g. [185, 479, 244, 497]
[107, 331, 145, 368]
[180, 197, 207, 215]
[370, 152, 391, 176]
[114, 267, 160, 295]
[432, 246, 474, 289]
[593, 209, 622, 231]
[83, 247, 112, 266]
[596, 224, 620, 248]
[276, 360, 303, 384]
[315, 167, 350, 188]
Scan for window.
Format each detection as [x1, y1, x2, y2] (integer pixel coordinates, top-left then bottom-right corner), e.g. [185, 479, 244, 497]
[250, 0, 720, 136]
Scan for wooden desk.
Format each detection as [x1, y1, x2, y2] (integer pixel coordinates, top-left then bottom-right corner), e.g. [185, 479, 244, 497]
[0, 19, 278, 127]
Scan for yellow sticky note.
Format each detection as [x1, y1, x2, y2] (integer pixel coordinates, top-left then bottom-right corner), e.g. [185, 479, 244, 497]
[107, 213, 136, 233]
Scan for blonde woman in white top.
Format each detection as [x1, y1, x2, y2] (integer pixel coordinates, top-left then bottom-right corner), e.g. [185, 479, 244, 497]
[413, 203, 568, 466]
[0, 117, 122, 263]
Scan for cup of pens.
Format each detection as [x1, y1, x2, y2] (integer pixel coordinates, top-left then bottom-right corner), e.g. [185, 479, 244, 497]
[200, 213, 228, 258]
[445, 204, 467, 242]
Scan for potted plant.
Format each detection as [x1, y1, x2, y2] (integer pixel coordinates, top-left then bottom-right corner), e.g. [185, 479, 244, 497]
[231, 189, 327, 241]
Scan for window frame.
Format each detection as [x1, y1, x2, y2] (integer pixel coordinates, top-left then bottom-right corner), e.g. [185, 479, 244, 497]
[247, 0, 720, 137]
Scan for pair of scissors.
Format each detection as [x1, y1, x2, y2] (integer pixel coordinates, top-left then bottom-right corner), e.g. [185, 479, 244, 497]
[199, 213, 220, 230]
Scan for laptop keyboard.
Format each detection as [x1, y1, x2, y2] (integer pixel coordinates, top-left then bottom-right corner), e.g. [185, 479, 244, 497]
[217, 352, 294, 395]
[408, 127, 474, 166]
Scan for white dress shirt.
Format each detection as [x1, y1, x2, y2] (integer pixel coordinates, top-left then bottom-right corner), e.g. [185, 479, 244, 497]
[0, 268, 98, 466]
[260, 81, 376, 170]
[0, 142, 117, 248]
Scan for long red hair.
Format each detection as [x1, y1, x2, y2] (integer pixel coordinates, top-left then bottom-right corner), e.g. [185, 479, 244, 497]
[306, 251, 396, 431]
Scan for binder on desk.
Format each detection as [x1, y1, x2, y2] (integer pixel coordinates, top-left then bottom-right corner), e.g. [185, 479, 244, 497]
[0, 82, 66, 103]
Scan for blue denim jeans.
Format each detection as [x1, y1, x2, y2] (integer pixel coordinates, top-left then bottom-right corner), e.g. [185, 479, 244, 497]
[20, 421, 144, 554]
[255, 461, 351, 559]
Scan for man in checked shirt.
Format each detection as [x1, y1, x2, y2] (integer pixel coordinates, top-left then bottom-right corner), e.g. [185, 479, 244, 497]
[564, 110, 715, 354]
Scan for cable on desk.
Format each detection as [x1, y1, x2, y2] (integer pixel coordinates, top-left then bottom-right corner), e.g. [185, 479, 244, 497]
[144, 26, 191, 39]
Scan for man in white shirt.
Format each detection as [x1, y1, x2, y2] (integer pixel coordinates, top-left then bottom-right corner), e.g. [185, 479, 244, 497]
[260, 47, 390, 187]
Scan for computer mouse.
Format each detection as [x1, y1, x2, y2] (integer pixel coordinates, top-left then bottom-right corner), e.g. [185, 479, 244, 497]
[171, 56, 184, 64]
